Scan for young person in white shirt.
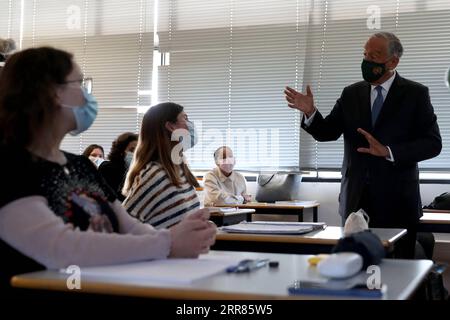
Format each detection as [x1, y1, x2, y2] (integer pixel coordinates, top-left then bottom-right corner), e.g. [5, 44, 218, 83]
[0, 47, 216, 292]
[204, 146, 251, 206]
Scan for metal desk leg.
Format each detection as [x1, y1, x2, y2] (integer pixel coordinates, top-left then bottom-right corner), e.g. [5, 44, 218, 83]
[298, 208, 304, 222]
[313, 207, 318, 222]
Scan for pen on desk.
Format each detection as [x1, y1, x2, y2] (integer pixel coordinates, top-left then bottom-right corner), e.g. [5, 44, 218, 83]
[226, 259, 251, 273]
[226, 259, 266, 273]
[245, 259, 270, 272]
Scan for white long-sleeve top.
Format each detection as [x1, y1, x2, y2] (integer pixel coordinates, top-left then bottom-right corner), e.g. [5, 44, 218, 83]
[0, 197, 171, 269]
[203, 167, 248, 206]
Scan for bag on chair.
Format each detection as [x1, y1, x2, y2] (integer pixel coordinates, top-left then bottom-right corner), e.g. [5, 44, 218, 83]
[255, 173, 302, 203]
[424, 192, 450, 210]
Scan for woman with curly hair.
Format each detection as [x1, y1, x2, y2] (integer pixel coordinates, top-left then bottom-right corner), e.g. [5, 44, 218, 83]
[98, 132, 138, 201]
[82, 144, 105, 167]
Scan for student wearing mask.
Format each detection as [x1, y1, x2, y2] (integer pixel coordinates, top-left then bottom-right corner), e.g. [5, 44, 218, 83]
[98, 132, 138, 201]
[123, 102, 202, 229]
[0, 38, 16, 72]
[204, 146, 251, 206]
[0, 47, 216, 292]
[82, 144, 105, 167]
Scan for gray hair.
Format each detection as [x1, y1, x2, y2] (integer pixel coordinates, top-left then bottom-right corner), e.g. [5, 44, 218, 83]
[214, 146, 232, 162]
[0, 38, 16, 55]
[372, 32, 403, 58]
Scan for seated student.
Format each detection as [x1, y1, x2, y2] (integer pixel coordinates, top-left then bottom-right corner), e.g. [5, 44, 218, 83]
[0, 38, 16, 72]
[122, 102, 202, 229]
[98, 132, 138, 201]
[0, 47, 216, 292]
[204, 146, 251, 206]
[82, 144, 105, 167]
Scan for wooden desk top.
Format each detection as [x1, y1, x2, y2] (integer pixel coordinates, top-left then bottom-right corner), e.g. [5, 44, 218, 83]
[422, 208, 450, 214]
[217, 202, 320, 210]
[11, 250, 432, 300]
[420, 212, 450, 224]
[216, 226, 407, 248]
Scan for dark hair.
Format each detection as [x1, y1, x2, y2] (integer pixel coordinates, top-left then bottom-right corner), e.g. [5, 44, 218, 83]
[108, 132, 138, 165]
[82, 144, 105, 158]
[123, 102, 199, 193]
[0, 47, 73, 147]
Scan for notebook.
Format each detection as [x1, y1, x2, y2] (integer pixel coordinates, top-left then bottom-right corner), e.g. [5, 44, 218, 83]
[221, 221, 321, 234]
[247, 221, 327, 230]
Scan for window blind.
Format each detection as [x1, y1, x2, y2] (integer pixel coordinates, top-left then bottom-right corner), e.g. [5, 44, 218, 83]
[3, 0, 450, 171]
[158, 0, 306, 171]
[18, 0, 153, 156]
[300, 0, 450, 171]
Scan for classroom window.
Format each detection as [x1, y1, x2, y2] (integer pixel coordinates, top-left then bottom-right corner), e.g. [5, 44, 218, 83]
[3, 0, 450, 172]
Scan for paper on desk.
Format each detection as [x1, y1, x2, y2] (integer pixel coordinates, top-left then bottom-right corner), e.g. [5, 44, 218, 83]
[249, 221, 327, 230]
[207, 207, 254, 215]
[70, 254, 243, 284]
[207, 207, 237, 213]
[275, 200, 318, 206]
[222, 221, 315, 234]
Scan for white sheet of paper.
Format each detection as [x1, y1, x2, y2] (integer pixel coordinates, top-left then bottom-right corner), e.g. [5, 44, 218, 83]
[67, 254, 242, 284]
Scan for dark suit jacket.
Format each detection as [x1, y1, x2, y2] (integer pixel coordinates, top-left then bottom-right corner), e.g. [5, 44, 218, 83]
[302, 73, 442, 227]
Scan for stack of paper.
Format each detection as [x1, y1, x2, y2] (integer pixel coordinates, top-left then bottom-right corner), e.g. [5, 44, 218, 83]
[221, 221, 324, 234]
[249, 221, 326, 230]
[207, 207, 241, 215]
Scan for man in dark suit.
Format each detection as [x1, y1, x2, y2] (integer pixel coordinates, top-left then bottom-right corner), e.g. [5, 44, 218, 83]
[285, 32, 442, 258]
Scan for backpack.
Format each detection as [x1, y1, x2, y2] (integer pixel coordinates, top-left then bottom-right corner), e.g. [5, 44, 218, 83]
[424, 192, 450, 210]
[332, 230, 385, 269]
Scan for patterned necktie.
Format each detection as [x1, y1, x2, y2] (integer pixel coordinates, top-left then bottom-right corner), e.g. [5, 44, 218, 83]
[371, 86, 384, 127]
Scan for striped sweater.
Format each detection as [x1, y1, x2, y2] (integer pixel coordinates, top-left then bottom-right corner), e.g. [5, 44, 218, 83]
[123, 162, 200, 229]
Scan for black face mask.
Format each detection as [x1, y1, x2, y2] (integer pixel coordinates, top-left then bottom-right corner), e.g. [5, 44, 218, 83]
[361, 59, 388, 83]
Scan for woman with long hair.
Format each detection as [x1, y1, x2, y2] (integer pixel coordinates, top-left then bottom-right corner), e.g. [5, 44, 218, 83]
[123, 102, 201, 229]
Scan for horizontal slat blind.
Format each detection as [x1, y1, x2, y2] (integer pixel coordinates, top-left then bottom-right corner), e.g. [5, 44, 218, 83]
[17, 0, 153, 155]
[300, 0, 450, 170]
[158, 0, 305, 170]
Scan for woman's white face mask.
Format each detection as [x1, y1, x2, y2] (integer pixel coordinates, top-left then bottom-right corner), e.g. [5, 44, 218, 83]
[89, 156, 105, 168]
[218, 157, 235, 174]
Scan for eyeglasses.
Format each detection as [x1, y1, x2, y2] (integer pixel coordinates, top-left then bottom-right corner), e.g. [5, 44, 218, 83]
[63, 77, 93, 94]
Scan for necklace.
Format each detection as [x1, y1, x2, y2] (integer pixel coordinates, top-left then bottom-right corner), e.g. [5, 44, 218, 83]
[63, 165, 70, 176]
